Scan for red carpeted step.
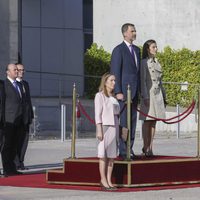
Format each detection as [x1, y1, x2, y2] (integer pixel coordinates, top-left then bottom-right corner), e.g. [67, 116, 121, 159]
[46, 156, 200, 187]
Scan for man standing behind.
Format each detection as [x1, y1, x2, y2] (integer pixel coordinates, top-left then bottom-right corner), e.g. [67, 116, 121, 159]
[2, 64, 24, 176]
[110, 23, 141, 160]
[0, 79, 5, 176]
[15, 63, 34, 170]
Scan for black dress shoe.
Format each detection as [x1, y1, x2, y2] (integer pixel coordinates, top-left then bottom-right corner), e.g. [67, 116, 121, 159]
[19, 163, 28, 170]
[14, 171, 23, 175]
[109, 186, 118, 190]
[1, 173, 8, 178]
[119, 154, 127, 160]
[100, 182, 111, 191]
[131, 153, 139, 160]
[3, 171, 23, 176]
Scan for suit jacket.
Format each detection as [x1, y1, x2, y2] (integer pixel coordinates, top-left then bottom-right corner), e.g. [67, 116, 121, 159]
[4, 78, 24, 125]
[20, 80, 34, 125]
[110, 41, 141, 99]
[94, 92, 117, 126]
[0, 80, 5, 128]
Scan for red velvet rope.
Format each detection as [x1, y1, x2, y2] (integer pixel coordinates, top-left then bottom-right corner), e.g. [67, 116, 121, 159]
[78, 100, 195, 125]
[78, 101, 126, 125]
[78, 102, 95, 125]
[135, 100, 195, 124]
[162, 102, 195, 124]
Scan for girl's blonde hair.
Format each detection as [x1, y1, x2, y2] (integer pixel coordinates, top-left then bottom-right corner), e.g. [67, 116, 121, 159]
[98, 72, 115, 97]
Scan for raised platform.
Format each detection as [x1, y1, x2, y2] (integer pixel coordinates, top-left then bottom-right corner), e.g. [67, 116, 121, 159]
[47, 156, 200, 187]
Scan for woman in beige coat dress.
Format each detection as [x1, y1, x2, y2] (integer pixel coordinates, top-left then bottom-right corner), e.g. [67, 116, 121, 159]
[94, 73, 120, 190]
[139, 39, 166, 157]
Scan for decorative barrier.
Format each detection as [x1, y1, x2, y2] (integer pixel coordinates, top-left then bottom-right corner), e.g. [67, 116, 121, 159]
[70, 84, 200, 159]
[47, 86, 200, 188]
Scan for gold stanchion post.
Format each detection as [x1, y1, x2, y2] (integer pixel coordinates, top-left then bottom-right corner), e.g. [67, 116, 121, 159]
[126, 84, 132, 186]
[71, 83, 76, 159]
[197, 89, 200, 159]
[126, 84, 132, 161]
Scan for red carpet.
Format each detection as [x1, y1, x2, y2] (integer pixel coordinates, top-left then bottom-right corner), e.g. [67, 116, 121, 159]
[1, 156, 200, 192]
[0, 173, 200, 192]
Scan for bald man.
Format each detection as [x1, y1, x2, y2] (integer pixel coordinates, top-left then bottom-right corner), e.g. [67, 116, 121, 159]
[1, 64, 24, 176]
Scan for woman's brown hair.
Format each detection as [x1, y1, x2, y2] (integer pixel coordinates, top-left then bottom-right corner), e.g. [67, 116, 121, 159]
[98, 73, 115, 97]
[142, 39, 157, 59]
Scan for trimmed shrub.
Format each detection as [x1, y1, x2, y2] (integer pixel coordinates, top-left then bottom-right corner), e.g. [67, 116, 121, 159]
[84, 43, 111, 98]
[157, 47, 200, 106]
[84, 44, 200, 106]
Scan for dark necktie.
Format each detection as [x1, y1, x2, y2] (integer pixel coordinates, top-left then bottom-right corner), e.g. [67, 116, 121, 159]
[13, 81, 22, 97]
[130, 45, 137, 68]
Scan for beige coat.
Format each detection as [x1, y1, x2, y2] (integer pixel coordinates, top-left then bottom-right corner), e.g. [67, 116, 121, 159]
[139, 58, 165, 120]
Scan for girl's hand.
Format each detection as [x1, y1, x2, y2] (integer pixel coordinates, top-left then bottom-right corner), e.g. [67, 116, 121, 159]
[96, 124, 103, 141]
[97, 131, 103, 141]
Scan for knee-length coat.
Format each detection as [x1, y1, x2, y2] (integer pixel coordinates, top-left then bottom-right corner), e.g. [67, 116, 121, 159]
[139, 58, 165, 120]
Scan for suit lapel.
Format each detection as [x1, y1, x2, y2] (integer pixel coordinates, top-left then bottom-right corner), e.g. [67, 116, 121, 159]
[6, 79, 21, 100]
[122, 42, 135, 65]
[122, 42, 138, 69]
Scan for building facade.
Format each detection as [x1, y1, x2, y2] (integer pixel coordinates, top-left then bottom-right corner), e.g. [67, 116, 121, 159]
[93, 0, 200, 52]
[0, 0, 93, 97]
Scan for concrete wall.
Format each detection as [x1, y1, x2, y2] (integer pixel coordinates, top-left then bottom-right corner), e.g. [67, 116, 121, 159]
[0, 0, 18, 77]
[93, 0, 200, 52]
[21, 0, 84, 96]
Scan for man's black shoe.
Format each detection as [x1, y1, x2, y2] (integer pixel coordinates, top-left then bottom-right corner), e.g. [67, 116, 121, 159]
[1, 173, 8, 178]
[14, 171, 23, 175]
[131, 154, 139, 160]
[19, 163, 28, 170]
[119, 154, 127, 160]
[3, 171, 23, 177]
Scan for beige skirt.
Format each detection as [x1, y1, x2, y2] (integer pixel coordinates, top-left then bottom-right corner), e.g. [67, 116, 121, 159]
[97, 117, 119, 158]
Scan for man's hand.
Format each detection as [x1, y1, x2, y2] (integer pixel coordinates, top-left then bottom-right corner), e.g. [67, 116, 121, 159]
[144, 98, 150, 107]
[116, 93, 124, 101]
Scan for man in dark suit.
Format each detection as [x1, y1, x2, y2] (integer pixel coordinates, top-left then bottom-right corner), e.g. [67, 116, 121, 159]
[110, 23, 141, 160]
[15, 63, 33, 170]
[0, 80, 5, 176]
[1, 63, 24, 176]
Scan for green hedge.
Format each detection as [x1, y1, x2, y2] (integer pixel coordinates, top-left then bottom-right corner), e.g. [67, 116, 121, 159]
[84, 43, 200, 106]
[157, 47, 200, 106]
[84, 43, 111, 98]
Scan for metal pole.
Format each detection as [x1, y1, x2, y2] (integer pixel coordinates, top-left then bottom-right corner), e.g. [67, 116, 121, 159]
[176, 104, 180, 138]
[126, 85, 132, 161]
[140, 120, 143, 140]
[61, 104, 66, 142]
[197, 89, 200, 159]
[71, 83, 76, 159]
[30, 106, 36, 139]
[76, 99, 80, 139]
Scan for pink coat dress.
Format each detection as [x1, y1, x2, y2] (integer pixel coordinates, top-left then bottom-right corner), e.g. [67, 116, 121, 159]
[94, 92, 120, 158]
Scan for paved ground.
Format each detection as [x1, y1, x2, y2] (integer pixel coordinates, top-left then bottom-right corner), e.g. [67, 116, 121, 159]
[0, 136, 200, 200]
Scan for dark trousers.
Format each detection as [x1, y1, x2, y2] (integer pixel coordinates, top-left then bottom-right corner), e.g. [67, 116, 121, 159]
[0, 129, 4, 173]
[119, 98, 138, 156]
[1, 121, 25, 173]
[15, 125, 29, 167]
[0, 129, 3, 152]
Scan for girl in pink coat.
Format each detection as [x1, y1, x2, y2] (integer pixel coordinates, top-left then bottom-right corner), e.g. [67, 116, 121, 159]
[94, 73, 120, 190]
